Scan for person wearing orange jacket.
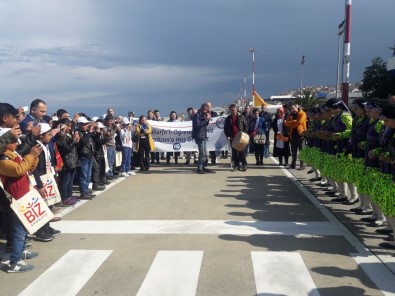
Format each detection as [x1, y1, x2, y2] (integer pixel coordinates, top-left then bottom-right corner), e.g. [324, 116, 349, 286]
[284, 104, 307, 170]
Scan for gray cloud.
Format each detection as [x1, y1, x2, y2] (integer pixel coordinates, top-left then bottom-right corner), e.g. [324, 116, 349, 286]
[0, 0, 393, 117]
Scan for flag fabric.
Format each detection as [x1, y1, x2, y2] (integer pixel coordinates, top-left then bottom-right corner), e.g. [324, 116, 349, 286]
[253, 90, 269, 107]
[338, 20, 345, 35]
[301, 55, 305, 65]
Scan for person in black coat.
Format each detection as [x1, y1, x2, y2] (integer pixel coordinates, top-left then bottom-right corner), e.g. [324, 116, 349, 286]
[272, 106, 290, 166]
[56, 118, 80, 205]
[224, 104, 248, 171]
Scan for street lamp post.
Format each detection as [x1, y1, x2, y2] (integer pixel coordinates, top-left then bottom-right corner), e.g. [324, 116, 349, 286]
[300, 55, 305, 96]
[249, 48, 257, 102]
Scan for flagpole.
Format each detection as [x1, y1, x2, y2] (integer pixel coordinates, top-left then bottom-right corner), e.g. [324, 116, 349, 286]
[300, 55, 304, 95]
[336, 20, 345, 99]
[249, 48, 256, 103]
[342, 0, 351, 105]
[244, 76, 247, 101]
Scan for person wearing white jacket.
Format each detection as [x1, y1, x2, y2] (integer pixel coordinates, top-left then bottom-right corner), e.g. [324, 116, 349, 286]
[120, 118, 135, 176]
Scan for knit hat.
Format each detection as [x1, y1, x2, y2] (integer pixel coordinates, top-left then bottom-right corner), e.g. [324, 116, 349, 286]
[366, 98, 387, 110]
[351, 98, 367, 109]
[381, 104, 395, 119]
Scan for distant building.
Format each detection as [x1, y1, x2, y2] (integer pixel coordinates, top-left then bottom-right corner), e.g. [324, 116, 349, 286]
[326, 89, 363, 104]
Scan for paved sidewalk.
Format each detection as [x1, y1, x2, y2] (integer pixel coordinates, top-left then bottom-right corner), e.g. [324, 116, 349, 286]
[280, 157, 395, 274]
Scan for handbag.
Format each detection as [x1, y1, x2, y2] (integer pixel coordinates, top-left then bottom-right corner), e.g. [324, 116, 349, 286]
[253, 134, 266, 144]
[10, 189, 54, 234]
[40, 173, 62, 206]
[63, 149, 80, 169]
[0, 180, 54, 234]
[276, 134, 289, 142]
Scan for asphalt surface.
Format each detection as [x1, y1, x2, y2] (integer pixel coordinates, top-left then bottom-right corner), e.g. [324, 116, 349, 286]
[0, 154, 395, 296]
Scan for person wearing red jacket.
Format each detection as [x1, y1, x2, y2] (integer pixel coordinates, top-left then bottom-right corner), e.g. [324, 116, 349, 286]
[0, 128, 42, 273]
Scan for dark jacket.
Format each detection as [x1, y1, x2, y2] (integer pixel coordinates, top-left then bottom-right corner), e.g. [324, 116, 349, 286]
[77, 131, 95, 158]
[259, 111, 272, 132]
[56, 133, 80, 169]
[33, 145, 48, 190]
[248, 116, 267, 137]
[192, 111, 210, 142]
[92, 131, 110, 159]
[224, 113, 248, 138]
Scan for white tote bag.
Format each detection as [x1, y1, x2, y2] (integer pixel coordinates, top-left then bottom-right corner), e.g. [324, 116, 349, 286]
[1, 184, 55, 234]
[39, 173, 61, 206]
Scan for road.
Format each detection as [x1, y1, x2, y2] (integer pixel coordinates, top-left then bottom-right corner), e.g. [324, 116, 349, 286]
[1, 156, 395, 296]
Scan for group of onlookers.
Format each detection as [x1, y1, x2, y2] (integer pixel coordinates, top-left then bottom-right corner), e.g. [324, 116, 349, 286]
[0, 100, 146, 273]
[2, 93, 394, 274]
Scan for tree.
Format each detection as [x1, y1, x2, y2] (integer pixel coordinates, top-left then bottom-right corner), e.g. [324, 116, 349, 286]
[360, 57, 395, 99]
[294, 89, 321, 109]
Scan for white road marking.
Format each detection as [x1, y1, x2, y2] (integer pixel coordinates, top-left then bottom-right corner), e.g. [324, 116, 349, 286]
[251, 251, 320, 296]
[56, 220, 342, 236]
[274, 156, 395, 292]
[136, 251, 203, 296]
[18, 250, 112, 296]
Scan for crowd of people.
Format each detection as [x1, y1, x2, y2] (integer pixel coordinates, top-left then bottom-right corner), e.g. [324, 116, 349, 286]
[0, 94, 394, 273]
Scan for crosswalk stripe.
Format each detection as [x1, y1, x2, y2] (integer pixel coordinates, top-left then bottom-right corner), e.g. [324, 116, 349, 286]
[18, 250, 112, 296]
[251, 252, 320, 296]
[57, 220, 341, 236]
[136, 251, 203, 296]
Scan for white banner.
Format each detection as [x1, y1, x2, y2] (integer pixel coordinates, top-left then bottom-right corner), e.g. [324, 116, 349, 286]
[145, 117, 229, 152]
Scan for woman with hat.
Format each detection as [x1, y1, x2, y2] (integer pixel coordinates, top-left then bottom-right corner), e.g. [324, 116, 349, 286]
[321, 99, 355, 204]
[358, 99, 388, 226]
[372, 103, 395, 249]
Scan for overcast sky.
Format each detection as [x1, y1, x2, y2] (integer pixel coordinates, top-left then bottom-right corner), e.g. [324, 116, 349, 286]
[0, 0, 393, 117]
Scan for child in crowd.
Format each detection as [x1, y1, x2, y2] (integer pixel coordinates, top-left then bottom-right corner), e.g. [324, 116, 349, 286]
[120, 118, 135, 176]
[33, 123, 61, 242]
[0, 128, 42, 273]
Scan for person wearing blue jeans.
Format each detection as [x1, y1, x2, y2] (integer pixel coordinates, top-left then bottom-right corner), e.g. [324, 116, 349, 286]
[76, 117, 96, 199]
[0, 127, 41, 272]
[106, 145, 115, 177]
[192, 103, 213, 174]
[59, 168, 76, 201]
[56, 118, 81, 205]
[104, 113, 118, 178]
[77, 156, 93, 198]
[121, 146, 131, 173]
[196, 138, 208, 172]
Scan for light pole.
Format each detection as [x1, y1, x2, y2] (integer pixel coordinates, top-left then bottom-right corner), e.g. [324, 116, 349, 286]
[249, 48, 257, 103]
